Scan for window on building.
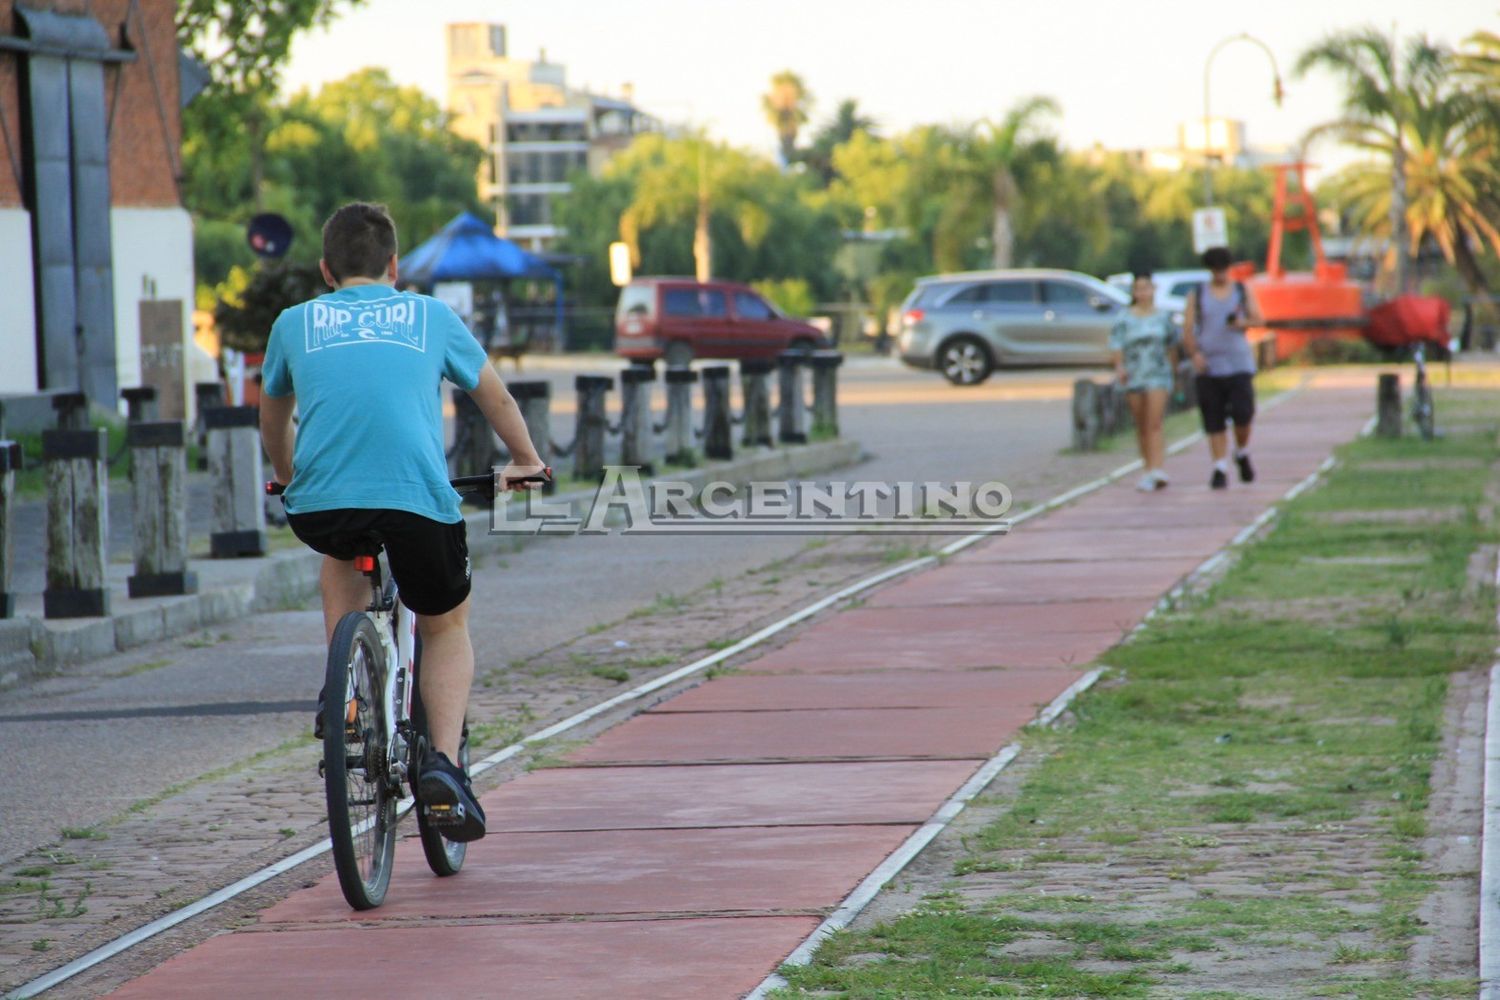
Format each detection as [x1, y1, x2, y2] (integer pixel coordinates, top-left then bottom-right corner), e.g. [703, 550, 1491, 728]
[506, 194, 551, 227]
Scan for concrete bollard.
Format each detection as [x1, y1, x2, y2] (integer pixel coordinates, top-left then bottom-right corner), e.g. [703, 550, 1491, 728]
[204, 406, 267, 558]
[574, 375, 613, 481]
[193, 382, 225, 469]
[663, 368, 698, 466]
[0, 440, 18, 618]
[1097, 382, 1121, 437]
[52, 391, 89, 431]
[43, 427, 109, 617]
[449, 388, 498, 479]
[775, 351, 808, 445]
[809, 350, 844, 439]
[121, 386, 159, 423]
[1071, 379, 1102, 451]
[1376, 373, 1402, 439]
[509, 380, 552, 471]
[738, 360, 773, 448]
[127, 421, 197, 597]
[701, 365, 734, 461]
[619, 365, 656, 471]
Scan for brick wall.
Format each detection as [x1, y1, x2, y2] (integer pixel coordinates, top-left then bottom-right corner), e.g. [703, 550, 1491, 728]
[0, 0, 182, 210]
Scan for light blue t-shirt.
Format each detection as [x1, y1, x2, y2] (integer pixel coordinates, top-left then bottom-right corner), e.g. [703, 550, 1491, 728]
[261, 284, 487, 523]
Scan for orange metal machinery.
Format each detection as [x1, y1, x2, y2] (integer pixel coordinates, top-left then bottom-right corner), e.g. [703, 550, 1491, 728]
[1233, 163, 1366, 361]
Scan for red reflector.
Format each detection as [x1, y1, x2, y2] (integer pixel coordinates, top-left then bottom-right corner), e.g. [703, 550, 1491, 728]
[904, 309, 925, 325]
[354, 555, 376, 573]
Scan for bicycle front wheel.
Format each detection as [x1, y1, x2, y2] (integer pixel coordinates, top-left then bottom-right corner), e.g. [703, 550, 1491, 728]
[323, 612, 397, 910]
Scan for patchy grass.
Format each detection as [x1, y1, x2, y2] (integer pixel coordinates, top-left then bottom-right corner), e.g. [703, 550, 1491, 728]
[774, 386, 1496, 998]
[590, 665, 631, 684]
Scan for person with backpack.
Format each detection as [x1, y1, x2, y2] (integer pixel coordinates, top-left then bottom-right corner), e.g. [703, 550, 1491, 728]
[1181, 246, 1264, 489]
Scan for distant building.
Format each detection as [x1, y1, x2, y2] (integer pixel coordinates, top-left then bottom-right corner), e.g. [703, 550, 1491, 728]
[1091, 118, 1289, 174]
[0, 0, 196, 413]
[445, 23, 658, 250]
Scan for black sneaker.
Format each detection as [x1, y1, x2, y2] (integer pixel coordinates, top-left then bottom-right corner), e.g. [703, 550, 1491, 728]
[419, 750, 486, 842]
[1210, 468, 1228, 490]
[1236, 453, 1255, 483]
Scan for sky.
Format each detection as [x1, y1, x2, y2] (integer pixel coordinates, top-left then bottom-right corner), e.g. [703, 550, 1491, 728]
[284, 0, 1495, 165]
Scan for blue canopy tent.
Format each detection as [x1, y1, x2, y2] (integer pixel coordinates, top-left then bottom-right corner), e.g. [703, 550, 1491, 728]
[399, 212, 565, 338]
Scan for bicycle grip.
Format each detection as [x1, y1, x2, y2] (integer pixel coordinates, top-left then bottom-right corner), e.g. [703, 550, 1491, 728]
[265, 481, 286, 496]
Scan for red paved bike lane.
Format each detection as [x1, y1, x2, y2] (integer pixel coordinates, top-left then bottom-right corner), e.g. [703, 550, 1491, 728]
[108, 378, 1372, 1000]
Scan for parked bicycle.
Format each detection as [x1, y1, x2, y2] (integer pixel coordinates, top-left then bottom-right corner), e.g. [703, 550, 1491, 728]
[267, 468, 550, 909]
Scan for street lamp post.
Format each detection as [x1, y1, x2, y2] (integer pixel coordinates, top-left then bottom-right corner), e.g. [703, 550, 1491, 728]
[1203, 32, 1285, 207]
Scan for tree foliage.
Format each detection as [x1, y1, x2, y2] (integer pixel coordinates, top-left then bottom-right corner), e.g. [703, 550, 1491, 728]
[1301, 28, 1500, 295]
[185, 69, 485, 319]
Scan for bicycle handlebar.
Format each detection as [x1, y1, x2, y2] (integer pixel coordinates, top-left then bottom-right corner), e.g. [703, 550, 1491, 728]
[265, 468, 552, 500]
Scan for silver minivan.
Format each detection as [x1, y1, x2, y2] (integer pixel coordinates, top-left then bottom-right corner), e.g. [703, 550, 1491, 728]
[897, 269, 1129, 385]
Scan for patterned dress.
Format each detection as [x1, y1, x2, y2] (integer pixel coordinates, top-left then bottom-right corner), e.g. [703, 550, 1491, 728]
[1110, 309, 1180, 392]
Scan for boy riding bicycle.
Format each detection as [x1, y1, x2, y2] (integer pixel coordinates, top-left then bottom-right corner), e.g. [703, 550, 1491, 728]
[259, 202, 544, 842]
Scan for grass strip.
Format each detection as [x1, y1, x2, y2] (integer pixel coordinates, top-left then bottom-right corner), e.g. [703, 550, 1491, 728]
[775, 386, 1497, 999]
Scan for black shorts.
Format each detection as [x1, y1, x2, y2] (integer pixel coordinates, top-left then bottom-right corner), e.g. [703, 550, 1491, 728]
[1196, 373, 1255, 434]
[286, 509, 472, 616]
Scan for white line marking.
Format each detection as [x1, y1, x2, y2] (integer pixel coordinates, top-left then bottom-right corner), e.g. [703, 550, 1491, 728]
[1478, 560, 1500, 998]
[9, 378, 1321, 1000]
[745, 670, 1106, 1000]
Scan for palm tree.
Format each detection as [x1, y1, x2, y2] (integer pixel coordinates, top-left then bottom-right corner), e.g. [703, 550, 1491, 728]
[943, 96, 1059, 269]
[1295, 29, 1447, 294]
[1321, 90, 1500, 296]
[762, 70, 812, 169]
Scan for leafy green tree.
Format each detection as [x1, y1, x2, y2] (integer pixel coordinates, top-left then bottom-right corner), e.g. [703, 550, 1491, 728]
[185, 69, 484, 314]
[178, 1, 369, 207]
[804, 99, 878, 184]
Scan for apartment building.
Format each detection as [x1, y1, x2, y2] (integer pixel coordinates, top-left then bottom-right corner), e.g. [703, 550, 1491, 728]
[445, 23, 657, 250]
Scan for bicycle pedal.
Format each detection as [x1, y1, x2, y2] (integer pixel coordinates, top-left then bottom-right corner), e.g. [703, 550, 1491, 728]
[424, 802, 466, 825]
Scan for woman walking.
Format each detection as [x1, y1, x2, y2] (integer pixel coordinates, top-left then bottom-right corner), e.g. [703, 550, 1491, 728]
[1110, 271, 1179, 491]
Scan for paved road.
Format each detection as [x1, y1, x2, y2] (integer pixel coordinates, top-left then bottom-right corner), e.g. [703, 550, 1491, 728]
[0, 359, 1098, 863]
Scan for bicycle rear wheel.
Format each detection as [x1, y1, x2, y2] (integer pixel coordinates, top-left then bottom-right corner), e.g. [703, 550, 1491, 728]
[415, 723, 469, 876]
[323, 612, 397, 910]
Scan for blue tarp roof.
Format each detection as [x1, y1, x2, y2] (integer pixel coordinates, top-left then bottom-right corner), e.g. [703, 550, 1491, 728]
[399, 212, 560, 285]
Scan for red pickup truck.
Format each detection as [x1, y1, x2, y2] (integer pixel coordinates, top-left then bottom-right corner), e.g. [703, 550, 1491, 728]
[614, 277, 825, 366]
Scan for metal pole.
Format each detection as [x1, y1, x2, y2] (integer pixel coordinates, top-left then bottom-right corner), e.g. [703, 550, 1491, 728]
[1202, 33, 1285, 209]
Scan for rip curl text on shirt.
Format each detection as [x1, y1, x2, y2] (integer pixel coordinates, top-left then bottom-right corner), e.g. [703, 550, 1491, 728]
[305, 296, 427, 353]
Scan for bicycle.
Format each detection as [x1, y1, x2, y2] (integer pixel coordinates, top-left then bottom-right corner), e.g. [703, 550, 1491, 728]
[267, 467, 550, 909]
[1411, 342, 1435, 441]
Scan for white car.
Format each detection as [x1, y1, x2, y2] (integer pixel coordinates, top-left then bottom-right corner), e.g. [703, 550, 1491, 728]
[1105, 269, 1210, 327]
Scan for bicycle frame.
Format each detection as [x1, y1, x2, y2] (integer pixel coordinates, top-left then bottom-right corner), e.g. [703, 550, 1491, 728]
[354, 557, 419, 792]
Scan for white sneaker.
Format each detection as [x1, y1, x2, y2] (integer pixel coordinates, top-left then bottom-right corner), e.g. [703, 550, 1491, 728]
[1136, 473, 1157, 492]
[1152, 469, 1170, 490]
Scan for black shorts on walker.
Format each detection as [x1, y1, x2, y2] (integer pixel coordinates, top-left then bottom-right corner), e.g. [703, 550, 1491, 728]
[1195, 373, 1255, 434]
[286, 508, 472, 616]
